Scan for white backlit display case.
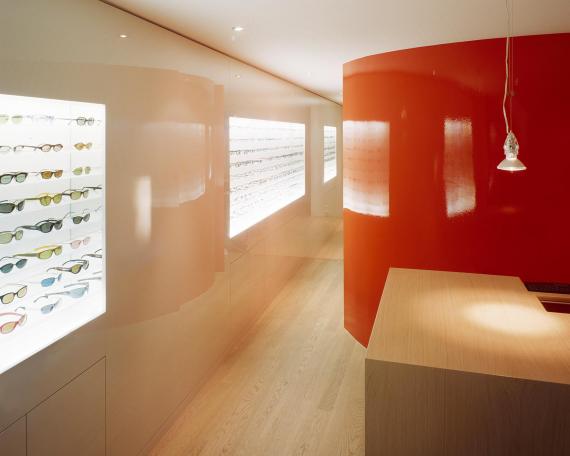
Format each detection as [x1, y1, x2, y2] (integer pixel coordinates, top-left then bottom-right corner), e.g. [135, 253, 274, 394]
[323, 126, 337, 182]
[229, 117, 305, 237]
[0, 94, 105, 375]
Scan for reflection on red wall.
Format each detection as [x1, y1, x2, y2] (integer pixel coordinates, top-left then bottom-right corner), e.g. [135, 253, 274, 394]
[343, 34, 570, 346]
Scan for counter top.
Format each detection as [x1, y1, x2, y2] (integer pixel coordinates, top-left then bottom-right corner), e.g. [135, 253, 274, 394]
[367, 268, 570, 385]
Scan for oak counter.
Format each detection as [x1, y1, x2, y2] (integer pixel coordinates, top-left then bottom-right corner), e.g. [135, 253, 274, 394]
[365, 268, 570, 455]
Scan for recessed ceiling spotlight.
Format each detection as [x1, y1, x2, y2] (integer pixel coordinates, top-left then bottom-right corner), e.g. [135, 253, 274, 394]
[234, 74, 241, 79]
[232, 26, 244, 32]
[119, 34, 128, 38]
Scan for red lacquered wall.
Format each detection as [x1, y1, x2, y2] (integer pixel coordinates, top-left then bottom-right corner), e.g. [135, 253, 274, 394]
[343, 34, 570, 346]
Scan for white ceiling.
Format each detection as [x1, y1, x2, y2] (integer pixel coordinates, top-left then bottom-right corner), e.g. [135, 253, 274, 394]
[104, 0, 569, 103]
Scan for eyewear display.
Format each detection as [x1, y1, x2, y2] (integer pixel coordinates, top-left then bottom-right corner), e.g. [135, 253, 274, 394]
[34, 169, 63, 180]
[43, 282, 90, 300]
[33, 273, 63, 288]
[49, 259, 89, 275]
[0, 257, 27, 274]
[0, 115, 24, 125]
[32, 296, 61, 314]
[82, 249, 102, 260]
[0, 308, 27, 335]
[84, 185, 102, 191]
[59, 117, 95, 126]
[69, 236, 91, 249]
[73, 142, 93, 150]
[20, 218, 64, 234]
[0, 200, 25, 214]
[0, 285, 27, 305]
[72, 166, 92, 176]
[26, 193, 63, 206]
[70, 212, 91, 225]
[0, 172, 28, 184]
[63, 188, 89, 200]
[17, 245, 63, 260]
[14, 144, 63, 153]
[0, 229, 24, 244]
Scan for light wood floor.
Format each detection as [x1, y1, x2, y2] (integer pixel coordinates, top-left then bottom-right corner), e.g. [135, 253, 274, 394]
[150, 252, 365, 455]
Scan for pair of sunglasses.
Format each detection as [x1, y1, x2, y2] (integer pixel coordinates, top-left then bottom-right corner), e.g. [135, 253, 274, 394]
[27, 193, 63, 206]
[0, 172, 27, 184]
[43, 282, 90, 300]
[32, 296, 61, 314]
[0, 229, 24, 244]
[0, 308, 27, 334]
[0, 200, 25, 214]
[0, 257, 27, 274]
[0, 285, 27, 305]
[20, 218, 64, 234]
[35, 169, 63, 180]
[74, 142, 93, 150]
[18, 245, 63, 260]
[63, 188, 90, 200]
[82, 249, 103, 260]
[49, 259, 89, 275]
[33, 272, 63, 288]
[69, 236, 91, 249]
[59, 117, 95, 126]
[72, 166, 92, 176]
[0, 115, 24, 125]
[70, 212, 91, 225]
[16, 144, 63, 152]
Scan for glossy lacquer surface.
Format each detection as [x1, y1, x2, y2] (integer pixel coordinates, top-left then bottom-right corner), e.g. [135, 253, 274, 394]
[0, 0, 342, 455]
[343, 34, 570, 346]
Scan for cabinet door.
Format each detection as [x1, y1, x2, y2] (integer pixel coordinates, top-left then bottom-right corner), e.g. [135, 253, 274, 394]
[0, 417, 26, 456]
[27, 359, 106, 456]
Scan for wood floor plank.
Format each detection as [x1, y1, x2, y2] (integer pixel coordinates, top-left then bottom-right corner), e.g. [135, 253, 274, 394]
[150, 251, 364, 456]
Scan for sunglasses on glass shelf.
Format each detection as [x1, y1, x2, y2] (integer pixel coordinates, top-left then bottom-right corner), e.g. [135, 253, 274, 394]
[26, 193, 64, 206]
[73, 142, 93, 150]
[0, 308, 27, 335]
[43, 282, 90, 300]
[0, 199, 25, 214]
[63, 188, 90, 200]
[17, 245, 63, 260]
[0, 114, 24, 125]
[31, 296, 61, 314]
[82, 249, 102, 260]
[58, 117, 96, 126]
[0, 285, 27, 305]
[0, 172, 28, 184]
[68, 212, 91, 225]
[68, 236, 91, 249]
[34, 169, 64, 180]
[0, 257, 27, 274]
[0, 228, 24, 245]
[20, 218, 64, 234]
[9, 144, 62, 152]
[84, 185, 102, 192]
[72, 166, 92, 176]
[32, 272, 63, 288]
[49, 259, 89, 275]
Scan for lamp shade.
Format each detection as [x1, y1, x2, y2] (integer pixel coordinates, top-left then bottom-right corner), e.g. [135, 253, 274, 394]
[497, 131, 526, 172]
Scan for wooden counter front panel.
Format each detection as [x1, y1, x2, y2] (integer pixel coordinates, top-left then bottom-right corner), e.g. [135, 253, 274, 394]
[366, 360, 570, 456]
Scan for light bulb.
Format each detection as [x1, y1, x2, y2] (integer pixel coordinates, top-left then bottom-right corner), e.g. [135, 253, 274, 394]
[497, 131, 526, 172]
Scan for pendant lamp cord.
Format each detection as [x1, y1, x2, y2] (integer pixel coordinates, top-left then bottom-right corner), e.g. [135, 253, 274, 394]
[503, 0, 511, 134]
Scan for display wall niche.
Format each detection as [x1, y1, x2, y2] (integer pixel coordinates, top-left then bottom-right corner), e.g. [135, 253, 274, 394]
[228, 117, 306, 238]
[0, 94, 105, 375]
[323, 125, 337, 183]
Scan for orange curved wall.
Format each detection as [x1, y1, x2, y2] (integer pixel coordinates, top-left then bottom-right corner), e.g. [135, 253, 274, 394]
[343, 34, 570, 346]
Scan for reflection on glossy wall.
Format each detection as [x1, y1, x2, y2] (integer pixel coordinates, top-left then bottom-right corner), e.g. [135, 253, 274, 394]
[0, 0, 342, 454]
[343, 34, 570, 346]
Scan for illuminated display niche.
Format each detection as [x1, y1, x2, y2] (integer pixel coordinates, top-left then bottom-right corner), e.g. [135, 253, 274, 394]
[0, 94, 105, 375]
[229, 117, 305, 238]
[323, 125, 337, 182]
